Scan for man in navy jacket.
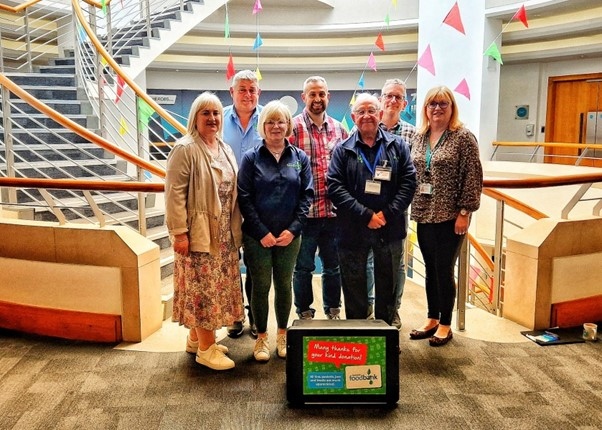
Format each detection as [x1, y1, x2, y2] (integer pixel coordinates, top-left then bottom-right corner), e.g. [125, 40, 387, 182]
[327, 93, 416, 325]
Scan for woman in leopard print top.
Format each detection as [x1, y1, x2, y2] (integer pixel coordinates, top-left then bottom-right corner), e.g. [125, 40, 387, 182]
[409, 86, 483, 347]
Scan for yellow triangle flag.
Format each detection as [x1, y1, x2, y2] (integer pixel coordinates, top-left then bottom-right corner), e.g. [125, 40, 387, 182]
[255, 67, 263, 81]
[119, 117, 128, 135]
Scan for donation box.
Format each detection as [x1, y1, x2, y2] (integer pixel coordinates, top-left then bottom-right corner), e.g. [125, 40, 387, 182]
[286, 319, 399, 406]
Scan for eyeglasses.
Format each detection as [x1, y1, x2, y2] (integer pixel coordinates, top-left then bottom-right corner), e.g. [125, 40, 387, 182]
[383, 94, 405, 102]
[236, 88, 259, 95]
[354, 108, 379, 116]
[265, 120, 287, 127]
[427, 101, 450, 110]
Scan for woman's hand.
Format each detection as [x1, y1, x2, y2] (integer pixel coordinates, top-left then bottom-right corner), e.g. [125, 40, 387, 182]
[260, 232, 278, 248]
[455, 214, 470, 235]
[275, 230, 294, 247]
[173, 235, 189, 256]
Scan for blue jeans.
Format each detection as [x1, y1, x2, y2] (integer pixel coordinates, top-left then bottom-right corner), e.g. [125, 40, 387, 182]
[243, 233, 301, 333]
[367, 245, 405, 310]
[293, 218, 341, 316]
[338, 234, 403, 325]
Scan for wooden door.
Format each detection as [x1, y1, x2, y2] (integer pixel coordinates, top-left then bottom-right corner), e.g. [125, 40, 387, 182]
[545, 73, 602, 167]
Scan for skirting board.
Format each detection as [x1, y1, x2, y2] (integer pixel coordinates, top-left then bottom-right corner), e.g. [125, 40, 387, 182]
[550, 295, 602, 328]
[0, 300, 122, 342]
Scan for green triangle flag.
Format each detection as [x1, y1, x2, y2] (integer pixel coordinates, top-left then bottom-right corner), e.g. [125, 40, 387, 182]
[484, 42, 503, 64]
[341, 116, 351, 133]
[137, 98, 155, 130]
[101, 0, 107, 16]
[385, 13, 390, 27]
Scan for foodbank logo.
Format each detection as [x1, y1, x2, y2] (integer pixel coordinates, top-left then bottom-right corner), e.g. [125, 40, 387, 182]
[344, 365, 382, 389]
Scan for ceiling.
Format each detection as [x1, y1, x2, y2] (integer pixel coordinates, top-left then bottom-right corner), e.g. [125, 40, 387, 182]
[148, 0, 602, 73]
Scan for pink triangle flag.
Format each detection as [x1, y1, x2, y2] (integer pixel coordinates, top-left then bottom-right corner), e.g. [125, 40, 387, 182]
[253, 0, 262, 14]
[454, 78, 471, 100]
[513, 5, 529, 28]
[417, 44, 436, 76]
[367, 52, 377, 71]
[443, 2, 465, 35]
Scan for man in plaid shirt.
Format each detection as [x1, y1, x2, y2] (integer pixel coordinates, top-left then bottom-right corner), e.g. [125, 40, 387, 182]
[289, 76, 348, 320]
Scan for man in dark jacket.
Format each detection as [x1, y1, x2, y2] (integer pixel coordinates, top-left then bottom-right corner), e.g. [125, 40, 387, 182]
[327, 93, 416, 325]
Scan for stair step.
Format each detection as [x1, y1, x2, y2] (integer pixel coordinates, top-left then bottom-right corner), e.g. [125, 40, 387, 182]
[5, 73, 76, 87]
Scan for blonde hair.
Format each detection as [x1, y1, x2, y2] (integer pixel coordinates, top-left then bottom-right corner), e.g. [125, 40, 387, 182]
[418, 86, 463, 134]
[186, 91, 224, 138]
[258, 100, 294, 139]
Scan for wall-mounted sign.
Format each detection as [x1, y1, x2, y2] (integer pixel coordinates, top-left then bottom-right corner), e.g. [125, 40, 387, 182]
[150, 94, 177, 105]
[515, 105, 529, 120]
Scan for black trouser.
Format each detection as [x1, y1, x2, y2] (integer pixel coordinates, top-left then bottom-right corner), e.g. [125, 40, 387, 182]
[417, 220, 464, 326]
[338, 234, 403, 325]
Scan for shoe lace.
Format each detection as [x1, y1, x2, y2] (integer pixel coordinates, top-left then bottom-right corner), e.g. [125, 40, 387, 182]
[255, 337, 269, 353]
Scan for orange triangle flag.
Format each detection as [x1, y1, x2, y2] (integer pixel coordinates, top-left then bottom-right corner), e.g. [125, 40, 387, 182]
[226, 54, 235, 81]
[514, 5, 529, 28]
[443, 2, 465, 35]
[375, 33, 385, 51]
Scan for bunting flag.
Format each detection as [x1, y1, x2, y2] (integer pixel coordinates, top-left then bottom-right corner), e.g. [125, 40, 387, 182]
[484, 42, 503, 64]
[253, 34, 263, 50]
[358, 73, 365, 89]
[119, 116, 128, 135]
[385, 13, 390, 27]
[417, 44, 436, 76]
[226, 54, 235, 80]
[349, 94, 356, 106]
[341, 116, 351, 133]
[224, 14, 230, 38]
[101, 0, 107, 16]
[514, 5, 529, 28]
[137, 98, 155, 131]
[367, 52, 377, 71]
[252, 0, 262, 14]
[391, 0, 397, 7]
[255, 67, 263, 81]
[443, 2, 465, 34]
[100, 56, 108, 67]
[77, 22, 87, 41]
[115, 75, 126, 103]
[454, 78, 471, 100]
[375, 33, 385, 51]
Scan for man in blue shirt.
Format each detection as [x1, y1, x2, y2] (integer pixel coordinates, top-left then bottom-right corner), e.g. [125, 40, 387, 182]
[222, 70, 263, 338]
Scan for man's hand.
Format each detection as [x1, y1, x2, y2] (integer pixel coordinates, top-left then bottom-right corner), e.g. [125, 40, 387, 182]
[367, 212, 386, 229]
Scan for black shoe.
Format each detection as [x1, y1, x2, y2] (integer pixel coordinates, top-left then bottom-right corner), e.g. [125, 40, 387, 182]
[409, 324, 439, 340]
[227, 321, 244, 338]
[250, 323, 258, 338]
[429, 330, 453, 347]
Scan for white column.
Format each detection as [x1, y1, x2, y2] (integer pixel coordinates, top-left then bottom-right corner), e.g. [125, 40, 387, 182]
[417, 1, 500, 159]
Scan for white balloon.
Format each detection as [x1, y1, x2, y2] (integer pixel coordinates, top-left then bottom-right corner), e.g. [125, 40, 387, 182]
[280, 95, 299, 115]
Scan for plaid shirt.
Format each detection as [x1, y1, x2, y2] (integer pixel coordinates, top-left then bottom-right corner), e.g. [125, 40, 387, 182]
[380, 119, 416, 148]
[290, 109, 348, 218]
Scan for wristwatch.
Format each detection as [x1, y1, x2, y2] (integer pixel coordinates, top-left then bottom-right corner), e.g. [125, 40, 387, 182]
[459, 209, 469, 217]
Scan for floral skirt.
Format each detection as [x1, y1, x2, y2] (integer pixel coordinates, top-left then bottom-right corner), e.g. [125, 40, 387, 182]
[172, 241, 243, 331]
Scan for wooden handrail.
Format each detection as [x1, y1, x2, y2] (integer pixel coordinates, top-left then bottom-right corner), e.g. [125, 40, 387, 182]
[482, 188, 548, 220]
[483, 172, 602, 188]
[493, 141, 602, 150]
[0, 177, 163, 193]
[0, 74, 166, 178]
[0, 0, 42, 13]
[71, 0, 187, 136]
[467, 234, 494, 271]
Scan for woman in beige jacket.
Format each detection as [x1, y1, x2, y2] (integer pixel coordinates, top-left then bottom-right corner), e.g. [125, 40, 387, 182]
[165, 92, 243, 370]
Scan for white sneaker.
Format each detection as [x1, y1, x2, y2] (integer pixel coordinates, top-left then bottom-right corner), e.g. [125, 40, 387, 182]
[186, 335, 228, 354]
[196, 344, 235, 370]
[276, 333, 287, 358]
[254, 337, 270, 362]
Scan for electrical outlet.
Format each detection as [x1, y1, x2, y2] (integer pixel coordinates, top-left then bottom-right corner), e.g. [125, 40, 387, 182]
[526, 123, 535, 137]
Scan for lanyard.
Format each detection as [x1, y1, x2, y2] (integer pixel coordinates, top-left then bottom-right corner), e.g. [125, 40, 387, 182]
[359, 143, 385, 177]
[425, 131, 446, 172]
